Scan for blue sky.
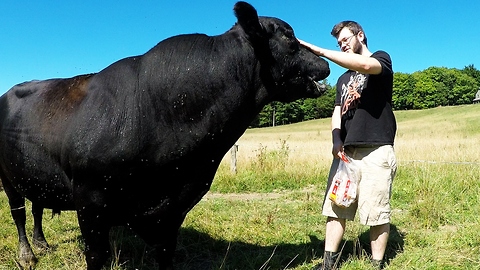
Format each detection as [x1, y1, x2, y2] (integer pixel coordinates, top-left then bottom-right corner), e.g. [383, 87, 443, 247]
[1, 1, 478, 95]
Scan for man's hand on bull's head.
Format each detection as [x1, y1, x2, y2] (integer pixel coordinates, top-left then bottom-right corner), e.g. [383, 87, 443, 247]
[296, 38, 331, 96]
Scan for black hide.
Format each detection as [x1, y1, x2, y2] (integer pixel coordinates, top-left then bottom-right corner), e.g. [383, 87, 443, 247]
[0, 2, 329, 269]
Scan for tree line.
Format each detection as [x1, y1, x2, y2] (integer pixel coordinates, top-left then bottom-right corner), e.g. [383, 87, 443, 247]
[250, 65, 480, 128]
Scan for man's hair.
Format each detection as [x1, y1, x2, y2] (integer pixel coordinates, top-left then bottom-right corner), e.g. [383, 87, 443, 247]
[331, 21, 368, 47]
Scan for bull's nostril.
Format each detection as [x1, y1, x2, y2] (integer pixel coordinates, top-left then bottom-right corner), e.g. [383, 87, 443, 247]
[314, 81, 327, 94]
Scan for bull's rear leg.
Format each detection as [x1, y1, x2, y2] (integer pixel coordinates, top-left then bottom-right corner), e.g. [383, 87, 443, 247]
[31, 204, 49, 251]
[2, 178, 37, 270]
[12, 205, 38, 270]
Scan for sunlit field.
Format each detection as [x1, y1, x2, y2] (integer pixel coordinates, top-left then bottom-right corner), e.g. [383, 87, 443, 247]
[1, 104, 479, 269]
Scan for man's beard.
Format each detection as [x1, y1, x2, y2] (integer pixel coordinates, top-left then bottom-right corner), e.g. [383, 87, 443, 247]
[352, 38, 363, 54]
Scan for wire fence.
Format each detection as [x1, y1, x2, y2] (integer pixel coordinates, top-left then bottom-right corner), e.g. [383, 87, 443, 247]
[399, 160, 480, 165]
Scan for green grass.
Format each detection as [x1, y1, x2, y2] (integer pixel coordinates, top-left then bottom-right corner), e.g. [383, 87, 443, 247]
[1, 104, 480, 269]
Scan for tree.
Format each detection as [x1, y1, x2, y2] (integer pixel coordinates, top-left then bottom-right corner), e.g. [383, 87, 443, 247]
[462, 64, 480, 85]
[392, 72, 415, 110]
[314, 83, 336, 118]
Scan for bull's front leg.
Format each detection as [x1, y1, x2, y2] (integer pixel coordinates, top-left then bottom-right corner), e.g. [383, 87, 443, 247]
[74, 184, 112, 270]
[76, 208, 112, 270]
[128, 208, 184, 270]
[132, 221, 179, 270]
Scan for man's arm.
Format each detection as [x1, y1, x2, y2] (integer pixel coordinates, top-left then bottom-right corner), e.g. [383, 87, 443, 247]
[331, 105, 343, 158]
[298, 39, 382, 75]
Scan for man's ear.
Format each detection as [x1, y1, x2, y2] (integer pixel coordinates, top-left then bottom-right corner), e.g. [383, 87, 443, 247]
[357, 31, 365, 44]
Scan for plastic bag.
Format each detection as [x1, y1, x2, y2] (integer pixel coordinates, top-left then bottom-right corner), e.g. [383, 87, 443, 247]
[327, 153, 360, 208]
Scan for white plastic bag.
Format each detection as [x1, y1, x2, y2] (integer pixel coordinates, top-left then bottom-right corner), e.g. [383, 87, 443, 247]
[327, 153, 360, 208]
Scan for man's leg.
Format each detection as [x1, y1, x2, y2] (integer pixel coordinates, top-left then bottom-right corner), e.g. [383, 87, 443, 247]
[317, 217, 346, 270]
[355, 146, 395, 267]
[325, 217, 346, 251]
[370, 223, 390, 262]
[315, 157, 354, 270]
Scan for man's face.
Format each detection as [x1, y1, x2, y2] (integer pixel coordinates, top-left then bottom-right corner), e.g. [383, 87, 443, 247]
[337, 28, 362, 54]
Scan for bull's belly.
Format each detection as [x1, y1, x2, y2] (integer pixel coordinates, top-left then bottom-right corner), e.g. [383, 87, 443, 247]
[10, 175, 75, 210]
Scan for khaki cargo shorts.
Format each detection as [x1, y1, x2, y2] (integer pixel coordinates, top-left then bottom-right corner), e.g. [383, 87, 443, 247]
[322, 145, 397, 226]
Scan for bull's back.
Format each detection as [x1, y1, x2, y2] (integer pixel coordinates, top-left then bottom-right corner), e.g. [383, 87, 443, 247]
[0, 75, 91, 154]
[0, 75, 93, 207]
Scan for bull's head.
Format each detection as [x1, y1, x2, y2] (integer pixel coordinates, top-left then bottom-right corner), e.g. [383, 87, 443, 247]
[234, 1, 330, 102]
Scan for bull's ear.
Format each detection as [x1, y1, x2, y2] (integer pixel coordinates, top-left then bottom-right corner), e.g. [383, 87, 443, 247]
[233, 1, 264, 42]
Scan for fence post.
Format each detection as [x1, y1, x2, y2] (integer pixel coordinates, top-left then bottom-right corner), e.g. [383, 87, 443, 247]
[230, 144, 238, 173]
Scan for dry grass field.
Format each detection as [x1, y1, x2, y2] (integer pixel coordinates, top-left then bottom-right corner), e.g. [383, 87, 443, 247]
[226, 104, 480, 170]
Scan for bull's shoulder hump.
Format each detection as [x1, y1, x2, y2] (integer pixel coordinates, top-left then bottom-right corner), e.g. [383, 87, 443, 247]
[12, 80, 42, 98]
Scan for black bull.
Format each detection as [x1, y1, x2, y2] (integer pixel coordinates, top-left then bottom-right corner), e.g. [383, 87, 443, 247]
[0, 2, 329, 269]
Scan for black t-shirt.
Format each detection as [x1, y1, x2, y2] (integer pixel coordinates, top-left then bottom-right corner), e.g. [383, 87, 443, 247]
[334, 50, 396, 146]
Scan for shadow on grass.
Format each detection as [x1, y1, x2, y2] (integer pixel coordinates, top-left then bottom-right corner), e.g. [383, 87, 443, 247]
[110, 226, 321, 270]
[109, 224, 405, 270]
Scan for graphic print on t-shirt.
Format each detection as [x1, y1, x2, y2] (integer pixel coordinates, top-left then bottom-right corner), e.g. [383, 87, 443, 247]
[341, 72, 367, 116]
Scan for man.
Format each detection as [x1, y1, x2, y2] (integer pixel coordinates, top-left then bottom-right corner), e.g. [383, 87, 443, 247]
[299, 21, 397, 270]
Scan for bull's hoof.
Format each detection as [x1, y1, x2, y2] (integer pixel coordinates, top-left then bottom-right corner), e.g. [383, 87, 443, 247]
[15, 260, 34, 270]
[15, 257, 37, 270]
[16, 243, 38, 270]
[32, 238, 50, 252]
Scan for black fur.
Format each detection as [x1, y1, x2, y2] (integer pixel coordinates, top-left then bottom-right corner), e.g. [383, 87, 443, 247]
[0, 2, 329, 269]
